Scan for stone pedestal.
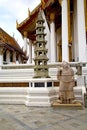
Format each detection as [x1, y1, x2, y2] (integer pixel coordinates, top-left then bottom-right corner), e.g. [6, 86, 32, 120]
[52, 102, 83, 110]
[25, 78, 57, 106]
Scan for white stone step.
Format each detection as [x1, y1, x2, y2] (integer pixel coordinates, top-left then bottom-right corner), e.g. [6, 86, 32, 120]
[0, 87, 28, 104]
[0, 99, 25, 104]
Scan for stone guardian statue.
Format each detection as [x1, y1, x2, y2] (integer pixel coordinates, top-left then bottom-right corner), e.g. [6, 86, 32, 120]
[57, 61, 75, 104]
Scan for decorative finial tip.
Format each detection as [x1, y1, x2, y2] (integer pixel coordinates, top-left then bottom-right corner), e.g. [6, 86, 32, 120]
[16, 20, 19, 28]
[28, 8, 31, 17]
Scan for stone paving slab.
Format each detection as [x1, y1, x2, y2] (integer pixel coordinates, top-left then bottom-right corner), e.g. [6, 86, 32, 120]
[0, 105, 87, 130]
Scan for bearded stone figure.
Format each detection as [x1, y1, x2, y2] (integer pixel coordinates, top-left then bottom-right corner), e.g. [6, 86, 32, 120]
[57, 61, 75, 104]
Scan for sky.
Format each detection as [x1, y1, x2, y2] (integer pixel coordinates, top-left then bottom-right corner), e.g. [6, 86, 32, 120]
[0, 0, 40, 47]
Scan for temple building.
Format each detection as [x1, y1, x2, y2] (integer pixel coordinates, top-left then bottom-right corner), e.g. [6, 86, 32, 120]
[17, 0, 87, 63]
[0, 28, 28, 65]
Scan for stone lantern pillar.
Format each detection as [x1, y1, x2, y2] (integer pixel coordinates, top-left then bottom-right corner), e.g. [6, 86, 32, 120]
[33, 10, 50, 78]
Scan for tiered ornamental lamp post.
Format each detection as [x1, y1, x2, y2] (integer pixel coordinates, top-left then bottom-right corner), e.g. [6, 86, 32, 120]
[33, 10, 50, 78]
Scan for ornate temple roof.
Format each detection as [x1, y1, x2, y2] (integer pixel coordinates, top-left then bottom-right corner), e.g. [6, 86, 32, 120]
[17, 0, 61, 41]
[17, 3, 41, 41]
[0, 28, 27, 59]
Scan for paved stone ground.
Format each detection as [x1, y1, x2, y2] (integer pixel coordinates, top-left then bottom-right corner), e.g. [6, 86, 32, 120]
[0, 105, 87, 130]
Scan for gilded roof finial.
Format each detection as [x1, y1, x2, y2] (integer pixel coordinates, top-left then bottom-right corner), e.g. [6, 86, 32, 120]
[41, 0, 45, 9]
[28, 8, 31, 17]
[16, 20, 19, 28]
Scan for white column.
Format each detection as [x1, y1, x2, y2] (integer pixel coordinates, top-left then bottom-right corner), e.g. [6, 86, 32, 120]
[23, 31, 28, 54]
[24, 37, 27, 53]
[0, 47, 3, 66]
[77, 0, 86, 61]
[29, 40, 32, 63]
[6, 50, 10, 64]
[13, 51, 16, 63]
[50, 13, 57, 62]
[18, 55, 22, 64]
[32, 45, 34, 64]
[62, 0, 69, 62]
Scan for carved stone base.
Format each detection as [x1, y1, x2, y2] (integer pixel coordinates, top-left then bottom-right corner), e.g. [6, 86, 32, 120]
[52, 100, 83, 109]
[25, 78, 58, 107]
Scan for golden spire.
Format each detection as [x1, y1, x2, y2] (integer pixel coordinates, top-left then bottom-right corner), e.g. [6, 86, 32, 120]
[28, 8, 31, 17]
[16, 20, 19, 28]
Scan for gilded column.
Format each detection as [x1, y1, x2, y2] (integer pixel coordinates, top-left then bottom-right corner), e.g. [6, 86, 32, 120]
[50, 12, 57, 62]
[68, 0, 72, 61]
[62, 0, 69, 61]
